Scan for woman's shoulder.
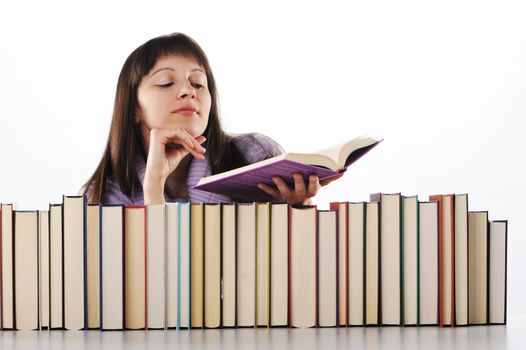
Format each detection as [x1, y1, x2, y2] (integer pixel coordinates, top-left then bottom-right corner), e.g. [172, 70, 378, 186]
[229, 132, 285, 163]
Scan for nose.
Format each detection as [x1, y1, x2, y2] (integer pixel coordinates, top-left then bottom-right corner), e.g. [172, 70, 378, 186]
[177, 81, 196, 100]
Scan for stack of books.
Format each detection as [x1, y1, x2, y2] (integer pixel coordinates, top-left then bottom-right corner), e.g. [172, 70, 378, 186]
[0, 193, 507, 331]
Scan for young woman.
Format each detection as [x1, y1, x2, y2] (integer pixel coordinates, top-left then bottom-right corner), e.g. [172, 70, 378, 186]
[82, 33, 341, 205]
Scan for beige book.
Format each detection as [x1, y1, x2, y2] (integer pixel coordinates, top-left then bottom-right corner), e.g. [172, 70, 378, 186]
[489, 220, 507, 325]
[86, 204, 100, 329]
[1, 203, 14, 329]
[147, 204, 166, 329]
[270, 203, 288, 326]
[419, 201, 438, 325]
[39, 209, 50, 329]
[370, 193, 401, 325]
[290, 206, 317, 328]
[348, 202, 364, 326]
[190, 203, 204, 328]
[454, 194, 469, 326]
[49, 204, 63, 329]
[468, 211, 488, 325]
[166, 203, 179, 329]
[179, 203, 191, 328]
[101, 205, 123, 330]
[237, 203, 256, 327]
[403, 196, 418, 326]
[124, 206, 146, 330]
[63, 195, 85, 330]
[204, 204, 221, 328]
[256, 202, 270, 327]
[14, 211, 39, 330]
[365, 202, 379, 325]
[318, 210, 337, 327]
[222, 204, 236, 327]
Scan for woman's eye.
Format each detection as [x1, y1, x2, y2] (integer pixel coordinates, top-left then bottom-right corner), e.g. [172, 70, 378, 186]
[192, 83, 205, 89]
[157, 82, 174, 88]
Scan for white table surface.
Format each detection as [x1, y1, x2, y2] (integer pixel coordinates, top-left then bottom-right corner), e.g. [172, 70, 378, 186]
[1, 314, 524, 350]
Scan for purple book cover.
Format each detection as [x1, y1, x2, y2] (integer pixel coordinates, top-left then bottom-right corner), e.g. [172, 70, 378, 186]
[193, 159, 341, 202]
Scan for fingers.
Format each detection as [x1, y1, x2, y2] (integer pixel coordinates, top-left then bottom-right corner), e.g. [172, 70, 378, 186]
[152, 128, 206, 160]
[256, 183, 282, 200]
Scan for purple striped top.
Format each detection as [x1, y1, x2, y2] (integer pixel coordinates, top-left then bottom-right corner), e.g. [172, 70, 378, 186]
[84, 133, 284, 205]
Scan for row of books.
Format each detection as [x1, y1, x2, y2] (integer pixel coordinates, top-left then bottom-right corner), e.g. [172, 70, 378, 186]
[0, 193, 507, 331]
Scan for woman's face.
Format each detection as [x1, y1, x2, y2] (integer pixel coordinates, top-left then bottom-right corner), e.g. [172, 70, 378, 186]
[136, 54, 211, 140]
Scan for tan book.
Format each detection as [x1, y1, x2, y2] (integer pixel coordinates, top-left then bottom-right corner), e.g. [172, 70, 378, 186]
[190, 203, 204, 328]
[329, 201, 348, 326]
[454, 194, 469, 326]
[370, 193, 401, 326]
[348, 202, 364, 326]
[256, 202, 270, 327]
[204, 204, 221, 328]
[14, 211, 39, 330]
[39, 209, 50, 329]
[86, 204, 100, 329]
[290, 206, 317, 328]
[270, 203, 288, 327]
[49, 204, 63, 329]
[419, 201, 439, 325]
[221, 203, 236, 327]
[63, 195, 86, 330]
[179, 203, 191, 329]
[402, 196, 418, 326]
[147, 204, 166, 329]
[365, 202, 379, 325]
[124, 206, 146, 330]
[166, 203, 179, 329]
[101, 205, 123, 330]
[237, 203, 256, 327]
[468, 211, 488, 325]
[318, 210, 337, 327]
[1, 203, 14, 329]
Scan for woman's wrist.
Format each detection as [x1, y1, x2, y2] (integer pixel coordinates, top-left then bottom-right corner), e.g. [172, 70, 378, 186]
[143, 174, 166, 205]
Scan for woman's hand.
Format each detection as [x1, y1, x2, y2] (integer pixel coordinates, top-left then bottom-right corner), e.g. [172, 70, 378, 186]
[143, 128, 206, 204]
[257, 172, 344, 206]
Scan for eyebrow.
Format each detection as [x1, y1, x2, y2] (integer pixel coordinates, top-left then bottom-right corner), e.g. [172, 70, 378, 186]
[150, 67, 205, 77]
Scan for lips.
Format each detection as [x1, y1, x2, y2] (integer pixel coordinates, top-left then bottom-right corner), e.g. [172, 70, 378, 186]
[174, 105, 198, 115]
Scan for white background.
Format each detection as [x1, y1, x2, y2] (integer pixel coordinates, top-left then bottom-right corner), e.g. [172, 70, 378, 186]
[1, 0, 525, 313]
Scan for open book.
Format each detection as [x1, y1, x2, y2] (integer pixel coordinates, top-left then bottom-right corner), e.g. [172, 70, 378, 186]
[193, 135, 382, 201]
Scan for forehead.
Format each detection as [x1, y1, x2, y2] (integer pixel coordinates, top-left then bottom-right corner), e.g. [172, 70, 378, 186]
[150, 54, 204, 73]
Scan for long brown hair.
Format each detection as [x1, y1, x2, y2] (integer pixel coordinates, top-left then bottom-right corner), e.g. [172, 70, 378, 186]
[82, 33, 248, 203]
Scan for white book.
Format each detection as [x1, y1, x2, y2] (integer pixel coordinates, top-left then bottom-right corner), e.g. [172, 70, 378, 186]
[468, 211, 488, 325]
[49, 204, 63, 329]
[147, 204, 166, 329]
[419, 201, 438, 325]
[63, 195, 86, 330]
[270, 203, 288, 327]
[318, 210, 337, 327]
[365, 202, 379, 325]
[204, 204, 221, 328]
[454, 194, 469, 326]
[237, 203, 256, 327]
[403, 196, 418, 326]
[166, 203, 179, 329]
[101, 205, 123, 330]
[179, 203, 191, 329]
[256, 202, 270, 327]
[222, 204, 237, 327]
[348, 202, 364, 326]
[489, 220, 507, 325]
